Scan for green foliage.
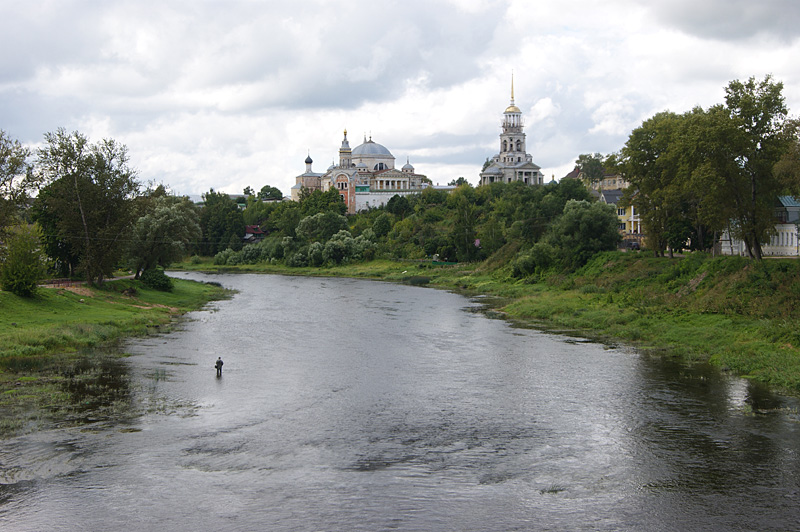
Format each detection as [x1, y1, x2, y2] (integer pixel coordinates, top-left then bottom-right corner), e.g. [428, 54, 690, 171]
[198, 189, 245, 255]
[296, 211, 348, 243]
[0, 130, 37, 233]
[386, 194, 411, 218]
[372, 212, 392, 238]
[258, 185, 283, 201]
[620, 75, 798, 259]
[127, 195, 201, 277]
[300, 187, 346, 216]
[575, 153, 605, 185]
[0, 224, 48, 296]
[34, 129, 140, 284]
[139, 268, 174, 292]
[545, 200, 622, 271]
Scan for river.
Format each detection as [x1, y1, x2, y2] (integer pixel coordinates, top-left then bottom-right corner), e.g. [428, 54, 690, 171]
[1, 272, 799, 531]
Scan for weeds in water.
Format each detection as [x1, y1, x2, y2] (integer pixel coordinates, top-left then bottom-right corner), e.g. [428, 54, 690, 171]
[540, 484, 566, 494]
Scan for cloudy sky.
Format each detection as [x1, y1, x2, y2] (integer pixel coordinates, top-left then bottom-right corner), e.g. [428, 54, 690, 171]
[3, 0, 800, 197]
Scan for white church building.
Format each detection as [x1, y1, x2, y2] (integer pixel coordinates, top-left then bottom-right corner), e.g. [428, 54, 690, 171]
[291, 131, 430, 214]
[479, 79, 545, 186]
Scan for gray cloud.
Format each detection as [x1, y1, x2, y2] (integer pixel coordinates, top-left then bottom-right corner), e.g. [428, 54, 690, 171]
[647, 0, 800, 42]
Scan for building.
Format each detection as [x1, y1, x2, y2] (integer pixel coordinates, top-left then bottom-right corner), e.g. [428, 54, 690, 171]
[720, 196, 800, 256]
[291, 131, 430, 214]
[479, 79, 544, 187]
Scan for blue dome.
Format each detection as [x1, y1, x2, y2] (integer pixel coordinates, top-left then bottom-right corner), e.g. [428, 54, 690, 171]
[352, 139, 393, 157]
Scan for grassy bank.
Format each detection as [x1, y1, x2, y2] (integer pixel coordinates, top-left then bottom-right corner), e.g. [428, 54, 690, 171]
[0, 278, 230, 436]
[173, 252, 800, 393]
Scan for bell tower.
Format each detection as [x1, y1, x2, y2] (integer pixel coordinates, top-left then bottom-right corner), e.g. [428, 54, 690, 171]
[499, 74, 526, 163]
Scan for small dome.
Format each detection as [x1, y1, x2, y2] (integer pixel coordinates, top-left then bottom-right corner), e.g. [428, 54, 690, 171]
[356, 162, 368, 168]
[305, 155, 313, 164]
[505, 104, 521, 114]
[402, 158, 414, 171]
[485, 165, 502, 174]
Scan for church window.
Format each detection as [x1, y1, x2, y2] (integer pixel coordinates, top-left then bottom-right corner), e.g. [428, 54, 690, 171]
[516, 140, 521, 151]
[503, 140, 507, 152]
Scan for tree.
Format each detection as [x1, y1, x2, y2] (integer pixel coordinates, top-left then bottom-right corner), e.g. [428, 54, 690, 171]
[258, 185, 283, 201]
[127, 195, 201, 278]
[386, 194, 411, 219]
[0, 131, 37, 234]
[545, 200, 622, 270]
[300, 187, 346, 216]
[620, 111, 688, 256]
[448, 177, 470, 187]
[722, 75, 798, 259]
[372, 212, 392, 238]
[243, 186, 254, 197]
[575, 153, 606, 186]
[0, 224, 49, 297]
[296, 211, 348, 243]
[34, 129, 139, 284]
[198, 189, 245, 255]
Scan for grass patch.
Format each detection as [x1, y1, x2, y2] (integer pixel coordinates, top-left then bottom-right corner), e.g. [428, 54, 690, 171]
[0, 277, 230, 437]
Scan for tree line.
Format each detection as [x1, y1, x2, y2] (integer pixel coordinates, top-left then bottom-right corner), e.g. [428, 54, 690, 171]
[6, 75, 791, 296]
[595, 75, 800, 259]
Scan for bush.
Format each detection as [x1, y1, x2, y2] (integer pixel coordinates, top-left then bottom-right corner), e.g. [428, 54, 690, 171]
[140, 268, 174, 291]
[213, 248, 236, 265]
[0, 224, 49, 297]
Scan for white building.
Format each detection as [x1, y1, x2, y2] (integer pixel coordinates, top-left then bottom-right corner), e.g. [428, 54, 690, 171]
[479, 79, 544, 187]
[291, 131, 430, 214]
[719, 196, 800, 256]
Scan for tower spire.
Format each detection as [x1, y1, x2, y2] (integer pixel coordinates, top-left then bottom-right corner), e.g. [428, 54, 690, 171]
[511, 71, 515, 105]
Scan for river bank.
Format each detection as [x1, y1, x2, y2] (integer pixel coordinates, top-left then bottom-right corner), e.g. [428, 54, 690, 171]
[0, 278, 230, 436]
[172, 252, 800, 394]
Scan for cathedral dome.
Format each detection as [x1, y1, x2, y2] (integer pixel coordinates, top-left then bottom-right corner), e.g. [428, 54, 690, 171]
[305, 155, 313, 164]
[352, 139, 393, 157]
[505, 104, 521, 113]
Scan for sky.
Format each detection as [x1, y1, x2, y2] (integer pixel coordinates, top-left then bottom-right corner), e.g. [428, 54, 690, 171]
[3, 0, 800, 198]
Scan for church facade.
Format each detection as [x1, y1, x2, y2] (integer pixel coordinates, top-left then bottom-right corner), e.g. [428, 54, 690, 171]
[479, 81, 544, 186]
[291, 131, 430, 214]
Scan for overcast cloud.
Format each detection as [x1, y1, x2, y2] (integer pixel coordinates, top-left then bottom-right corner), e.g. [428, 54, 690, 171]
[3, 0, 800, 196]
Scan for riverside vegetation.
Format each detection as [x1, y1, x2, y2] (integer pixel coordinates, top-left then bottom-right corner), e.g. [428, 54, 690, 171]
[0, 278, 229, 436]
[2, 75, 800, 434]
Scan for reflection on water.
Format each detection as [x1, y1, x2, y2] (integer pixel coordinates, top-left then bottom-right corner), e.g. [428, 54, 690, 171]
[1, 272, 799, 531]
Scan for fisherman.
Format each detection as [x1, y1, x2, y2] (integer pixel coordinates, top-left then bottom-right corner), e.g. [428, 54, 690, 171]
[215, 357, 223, 377]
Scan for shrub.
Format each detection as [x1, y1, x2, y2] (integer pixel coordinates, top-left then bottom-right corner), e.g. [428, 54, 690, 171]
[140, 268, 174, 291]
[0, 224, 49, 297]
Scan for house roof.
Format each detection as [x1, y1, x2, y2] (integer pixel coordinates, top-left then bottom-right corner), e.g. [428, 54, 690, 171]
[245, 225, 264, 235]
[599, 189, 623, 205]
[778, 196, 800, 208]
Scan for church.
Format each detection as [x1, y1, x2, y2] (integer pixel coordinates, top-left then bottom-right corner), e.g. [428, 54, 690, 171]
[479, 79, 544, 186]
[291, 131, 430, 214]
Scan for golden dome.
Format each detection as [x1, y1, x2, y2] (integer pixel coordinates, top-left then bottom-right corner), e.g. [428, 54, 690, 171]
[505, 104, 521, 113]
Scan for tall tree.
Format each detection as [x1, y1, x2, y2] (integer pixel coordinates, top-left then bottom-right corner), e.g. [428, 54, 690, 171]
[198, 189, 245, 255]
[0, 130, 37, 233]
[34, 129, 139, 284]
[575, 153, 606, 186]
[722, 75, 798, 259]
[620, 111, 691, 256]
[127, 195, 201, 278]
[258, 185, 283, 201]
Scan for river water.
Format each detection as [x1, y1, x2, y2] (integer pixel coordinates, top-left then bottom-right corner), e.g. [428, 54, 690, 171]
[1, 272, 800, 531]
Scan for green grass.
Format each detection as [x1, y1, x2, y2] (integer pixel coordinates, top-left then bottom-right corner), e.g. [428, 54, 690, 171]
[0, 278, 230, 437]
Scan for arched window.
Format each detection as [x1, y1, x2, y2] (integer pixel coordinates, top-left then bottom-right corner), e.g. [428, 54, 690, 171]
[516, 140, 522, 151]
[503, 140, 507, 152]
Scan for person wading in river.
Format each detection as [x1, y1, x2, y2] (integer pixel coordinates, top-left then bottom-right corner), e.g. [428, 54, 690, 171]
[215, 357, 223, 377]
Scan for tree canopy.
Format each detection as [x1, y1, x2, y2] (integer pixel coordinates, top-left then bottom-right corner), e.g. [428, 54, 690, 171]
[33, 129, 139, 284]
